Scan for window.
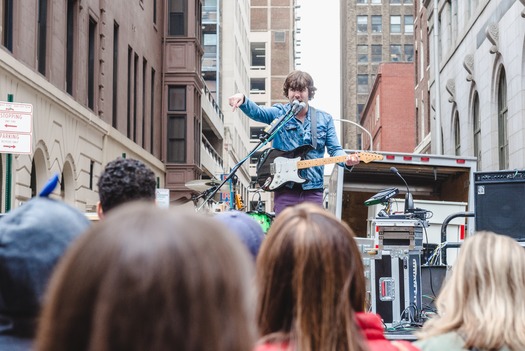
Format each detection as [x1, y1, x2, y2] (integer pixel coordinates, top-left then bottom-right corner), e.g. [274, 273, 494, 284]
[88, 16, 97, 110]
[404, 44, 414, 61]
[168, 86, 187, 163]
[357, 45, 368, 63]
[390, 0, 401, 3]
[250, 78, 265, 93]
[37, 0, 48, 75]
[167, 116, 186, 163]
[497, 69, 508, 170]
[2, 0, 13, 51]
[357, 0, 366, 3]
[357, 104, 365, 117]
[250, 150, 264, 164]
[112, 21, 119, 127]
[168, 0, 186, 36]
[250, 126, 265, 140]
[168, 86, 186, 111]
[150, 68, 156, 153]
[390, 15, 401, 33]
[404, 15, 414, 33]
[127, 47, 132, 137]
[251, 42, 266, 68]
[357, 16, 368, 33]
[153, 0, 157, 24]
[472, 92, 481, 169]
[454, 111, 460, 156]
[357, 75, 369, 94]
[274, 31, 285, 42]
[371, 45, 382, 62]
[390, 44, 401, 61]
[371, 0, 381, 3]
[66, 0, 76, 95]
[371, 15, 382, 33]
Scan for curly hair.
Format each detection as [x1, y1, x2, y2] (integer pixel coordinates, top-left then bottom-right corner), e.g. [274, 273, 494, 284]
[97, 158, 156, 213]
[282, 70, 317, 100]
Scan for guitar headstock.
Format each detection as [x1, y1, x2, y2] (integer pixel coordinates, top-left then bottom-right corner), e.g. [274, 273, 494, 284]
[356, 152, 384, 163]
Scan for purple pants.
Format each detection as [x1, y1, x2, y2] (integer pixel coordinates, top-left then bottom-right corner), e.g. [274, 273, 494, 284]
[273, 188, 323, 216]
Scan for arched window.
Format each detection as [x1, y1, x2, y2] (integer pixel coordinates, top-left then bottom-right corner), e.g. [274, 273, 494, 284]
[497, 69, 508, 170]
[472, 92, 481, 169]
[454, 110, 460, 156]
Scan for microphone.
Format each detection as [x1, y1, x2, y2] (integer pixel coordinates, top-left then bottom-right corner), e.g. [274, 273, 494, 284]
[263, 100, 304, 137]
[390, 166, 414, 213]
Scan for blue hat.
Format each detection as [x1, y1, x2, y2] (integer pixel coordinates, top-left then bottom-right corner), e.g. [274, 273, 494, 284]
[215, 211, 265, 259]
[0, 197, 91, 317]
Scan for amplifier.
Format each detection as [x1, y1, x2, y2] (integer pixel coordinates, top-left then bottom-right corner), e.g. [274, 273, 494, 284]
[474, 170, 525, 241]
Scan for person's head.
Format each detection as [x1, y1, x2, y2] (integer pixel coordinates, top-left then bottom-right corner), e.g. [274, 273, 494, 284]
[97, 157, 156, 217]
[282, 70, 317, 101]
[418, 231, 525, 350]
[0, 197, 90, 338]
[36, 202, 257, 351]
[215, 210, 265, 259]
[256, 203, 367, 351]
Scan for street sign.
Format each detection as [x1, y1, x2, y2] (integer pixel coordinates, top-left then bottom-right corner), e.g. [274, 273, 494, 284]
[0, 133, 32, 154]
[0, 101, 33, 154]
[155, 188, 170, 208]
[0, 101, 33, 133]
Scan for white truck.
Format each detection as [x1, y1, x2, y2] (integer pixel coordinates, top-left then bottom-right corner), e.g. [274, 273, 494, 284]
[326, 150, 477, 328]
[326, 150, 478, 260]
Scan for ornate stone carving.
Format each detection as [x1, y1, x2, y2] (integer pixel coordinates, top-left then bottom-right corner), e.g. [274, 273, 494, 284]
[463, 54, 474, 82]
[520, 0, 525, 18]
[446, 79, 455, 103]
[485, 23, 499, 54]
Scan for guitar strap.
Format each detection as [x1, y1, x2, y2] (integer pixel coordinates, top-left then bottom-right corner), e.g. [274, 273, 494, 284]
[309, 106, 317, 149]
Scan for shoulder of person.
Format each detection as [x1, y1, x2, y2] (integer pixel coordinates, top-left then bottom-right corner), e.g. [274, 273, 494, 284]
[414, 331, 466, 351]
[253, 341, 290, 351]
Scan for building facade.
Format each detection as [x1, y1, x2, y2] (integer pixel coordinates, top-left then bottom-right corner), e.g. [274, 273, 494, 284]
[0, 0, 166, 211]
[425, 0, 525, 170]
[341, 0, 414, 150]
[247, 0, 296, 212]
[360, 62, 416, 152]
[413, 0, 431, 153]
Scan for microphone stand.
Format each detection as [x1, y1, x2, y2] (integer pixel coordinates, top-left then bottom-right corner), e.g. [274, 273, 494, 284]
[195, 102, 302, 212]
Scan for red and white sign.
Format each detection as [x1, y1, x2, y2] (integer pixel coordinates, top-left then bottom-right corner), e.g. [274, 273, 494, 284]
[0, 101, 33, 154]
[0, 102, 33, 133]
[0, 133, 32, 154]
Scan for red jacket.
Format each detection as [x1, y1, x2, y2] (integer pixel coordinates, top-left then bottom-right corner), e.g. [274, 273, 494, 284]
[253, 313, 419, 351]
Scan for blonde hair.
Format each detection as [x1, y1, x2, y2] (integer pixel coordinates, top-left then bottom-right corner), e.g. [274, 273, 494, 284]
[256, 203, 367, 351]
[417, 231, 525, 350]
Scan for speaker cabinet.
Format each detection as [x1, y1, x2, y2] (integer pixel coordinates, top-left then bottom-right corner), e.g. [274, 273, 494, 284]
[474, 170, 525, 240]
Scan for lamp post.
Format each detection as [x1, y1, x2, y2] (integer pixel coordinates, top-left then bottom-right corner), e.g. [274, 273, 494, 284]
[333, 118, 373, 151]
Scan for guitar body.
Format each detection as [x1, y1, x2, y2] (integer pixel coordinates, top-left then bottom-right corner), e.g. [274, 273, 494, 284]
[256, 146, 383, 192]
[256, 145, 313, 191]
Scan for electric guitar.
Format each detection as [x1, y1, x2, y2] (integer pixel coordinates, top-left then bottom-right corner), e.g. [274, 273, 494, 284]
[256, 145, 383, 191]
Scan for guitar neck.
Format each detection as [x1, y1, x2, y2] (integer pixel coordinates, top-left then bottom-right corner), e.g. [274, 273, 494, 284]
[297, 155, 349, 170]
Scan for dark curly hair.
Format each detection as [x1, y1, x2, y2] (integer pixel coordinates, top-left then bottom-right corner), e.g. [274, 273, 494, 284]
[97, 158, 156, 213]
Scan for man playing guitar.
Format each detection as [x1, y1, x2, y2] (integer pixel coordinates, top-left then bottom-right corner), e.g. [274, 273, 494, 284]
[229, 70, 359, 216]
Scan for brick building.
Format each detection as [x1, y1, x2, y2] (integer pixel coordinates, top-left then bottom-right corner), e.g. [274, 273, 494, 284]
[360, 62, 415, 152]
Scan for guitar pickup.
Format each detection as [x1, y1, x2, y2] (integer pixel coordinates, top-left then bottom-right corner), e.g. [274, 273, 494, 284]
[270, 163, 276, 174]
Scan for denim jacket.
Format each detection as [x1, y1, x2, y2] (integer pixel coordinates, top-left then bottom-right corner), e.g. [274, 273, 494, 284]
[240, 97, 346, 190]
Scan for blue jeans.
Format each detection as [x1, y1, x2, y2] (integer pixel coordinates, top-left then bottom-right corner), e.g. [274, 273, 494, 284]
[273, 187, 323, 216]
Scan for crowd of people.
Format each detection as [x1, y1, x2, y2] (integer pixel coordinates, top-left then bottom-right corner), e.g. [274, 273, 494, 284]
[2, 171, 522, 351]
[1, 69, 524, 351]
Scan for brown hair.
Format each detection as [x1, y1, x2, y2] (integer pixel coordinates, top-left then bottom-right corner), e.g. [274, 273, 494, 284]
[282, 70, 317, 100]
[36, 202, 257, 351]
[256, 203, 367, 351]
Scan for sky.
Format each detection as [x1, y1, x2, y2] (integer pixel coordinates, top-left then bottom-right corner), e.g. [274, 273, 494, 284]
[295, 0, 341, 120]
